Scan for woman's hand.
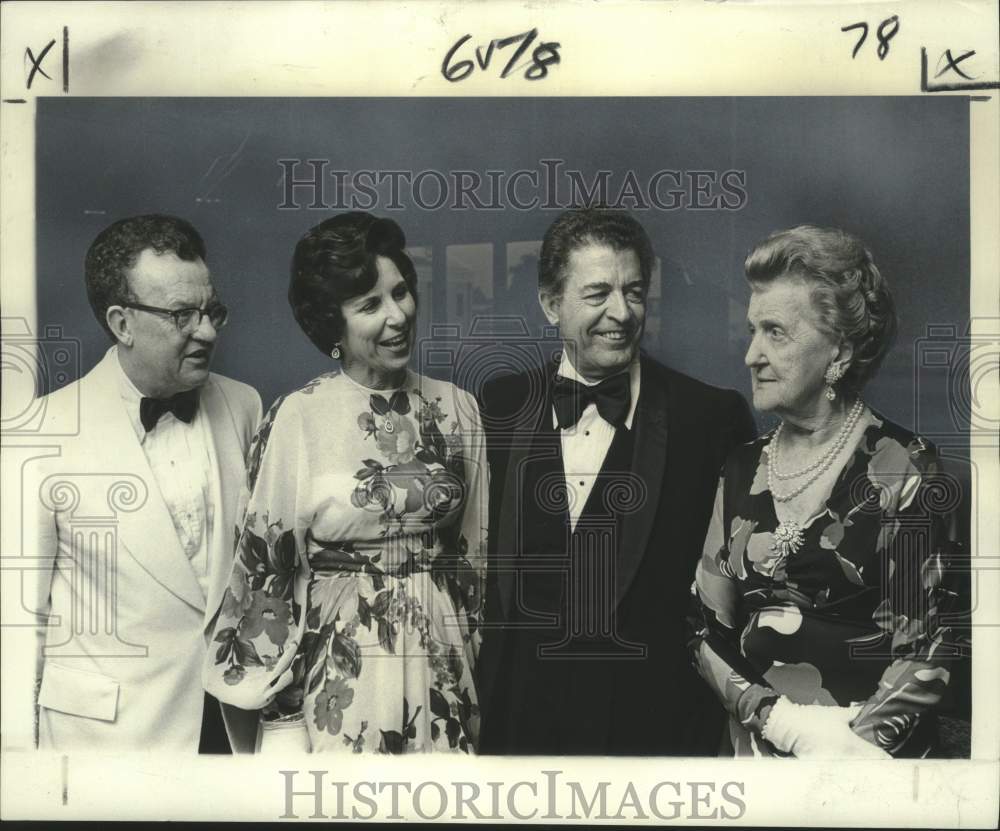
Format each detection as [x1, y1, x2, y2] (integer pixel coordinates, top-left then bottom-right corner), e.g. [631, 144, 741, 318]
[762, 696, 891, 759]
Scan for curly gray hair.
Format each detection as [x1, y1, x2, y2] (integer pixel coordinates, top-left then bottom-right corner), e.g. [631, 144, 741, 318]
[744, 224, 897, 393]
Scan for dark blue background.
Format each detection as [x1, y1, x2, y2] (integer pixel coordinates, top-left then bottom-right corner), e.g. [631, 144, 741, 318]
[36, 97, 970, 447]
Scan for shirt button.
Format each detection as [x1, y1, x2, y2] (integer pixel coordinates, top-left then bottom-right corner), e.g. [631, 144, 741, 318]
[585, 430, 590, 436]
[579, 481, 585, 487]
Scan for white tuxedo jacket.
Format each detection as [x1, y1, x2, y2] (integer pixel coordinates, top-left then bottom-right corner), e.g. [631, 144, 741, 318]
[9, 349, 261, 752]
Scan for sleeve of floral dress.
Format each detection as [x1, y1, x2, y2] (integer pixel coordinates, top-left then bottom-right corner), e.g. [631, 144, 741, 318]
[203, 394, 310, 713]
[849, 441, 968, 753]
[452, 386, 489, 663]
[688, 474, 778, 736]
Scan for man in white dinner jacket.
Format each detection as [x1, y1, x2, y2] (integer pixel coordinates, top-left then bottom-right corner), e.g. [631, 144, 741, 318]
[10, 214, 261, 752]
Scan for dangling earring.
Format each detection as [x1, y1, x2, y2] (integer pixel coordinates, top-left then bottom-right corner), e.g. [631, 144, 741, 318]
[330, 343, 342, 360]
[824, 363, 845, 401]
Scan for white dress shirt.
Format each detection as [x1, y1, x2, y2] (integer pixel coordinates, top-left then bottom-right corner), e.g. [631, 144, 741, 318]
[115, 348, 216, 597]
[553, 353, 641, 531]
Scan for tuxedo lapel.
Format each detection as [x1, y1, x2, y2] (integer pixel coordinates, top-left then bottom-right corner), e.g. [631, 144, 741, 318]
[200, 377, 244, 620]
[81, 352, 206, 613]
[616, 357, 668, 607]
[495, 368, 557, 621]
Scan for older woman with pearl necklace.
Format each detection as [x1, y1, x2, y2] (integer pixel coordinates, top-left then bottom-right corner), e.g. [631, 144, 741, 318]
[689, 225, 965, 758]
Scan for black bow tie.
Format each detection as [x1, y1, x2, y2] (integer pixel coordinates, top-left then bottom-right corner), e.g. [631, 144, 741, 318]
[552, 372, 631, 429]
[139, 389, 199, 432]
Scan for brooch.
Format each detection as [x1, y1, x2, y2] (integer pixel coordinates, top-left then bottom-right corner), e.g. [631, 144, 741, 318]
[771, 520, 805, 559]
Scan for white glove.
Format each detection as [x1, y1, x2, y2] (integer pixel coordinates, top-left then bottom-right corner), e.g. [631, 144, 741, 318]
[762, 696, 891, 759]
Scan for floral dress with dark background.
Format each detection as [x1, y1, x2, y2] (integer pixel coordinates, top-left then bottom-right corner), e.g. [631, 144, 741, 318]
[204, 369, 487, 753]
[689, 413, 968, 757]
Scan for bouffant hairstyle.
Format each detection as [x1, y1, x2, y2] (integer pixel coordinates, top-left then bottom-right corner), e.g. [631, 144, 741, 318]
[538, 206, 655, 298]
[85, 214, 207, 341]
[744, 225, 897, 393]
[289, 212, 417, 355]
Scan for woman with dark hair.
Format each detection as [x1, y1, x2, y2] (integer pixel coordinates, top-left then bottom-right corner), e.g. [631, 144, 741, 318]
[689, 225, 966, 758]
[204, 212, 486, 754]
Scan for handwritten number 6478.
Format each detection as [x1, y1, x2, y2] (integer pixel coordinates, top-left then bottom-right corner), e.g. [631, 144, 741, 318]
[841, 15, 900, 60]
[442, 29, 561, 82]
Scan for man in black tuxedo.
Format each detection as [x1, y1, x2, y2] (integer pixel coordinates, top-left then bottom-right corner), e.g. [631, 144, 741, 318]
[477, 207, 755, 755]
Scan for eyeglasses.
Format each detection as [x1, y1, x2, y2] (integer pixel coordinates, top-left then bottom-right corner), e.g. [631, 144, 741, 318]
[122, 301, 229, 334]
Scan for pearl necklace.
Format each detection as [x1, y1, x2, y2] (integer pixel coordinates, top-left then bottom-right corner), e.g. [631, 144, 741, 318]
[766, 398, 865, 561]
[767, 398, 864, 503]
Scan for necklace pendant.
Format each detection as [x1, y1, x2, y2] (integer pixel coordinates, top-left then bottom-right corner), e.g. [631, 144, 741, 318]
[383, 418, 395, 433]
[772, 520, 805, 558]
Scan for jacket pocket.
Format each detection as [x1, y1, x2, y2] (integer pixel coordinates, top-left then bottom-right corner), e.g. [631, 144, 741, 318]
[38, 663, 119, 722]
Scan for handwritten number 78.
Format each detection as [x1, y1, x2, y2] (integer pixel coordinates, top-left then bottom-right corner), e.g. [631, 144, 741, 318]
[841, 15, 900, 60]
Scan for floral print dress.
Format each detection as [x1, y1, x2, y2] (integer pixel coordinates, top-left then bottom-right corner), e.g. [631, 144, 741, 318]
[204, 369, 487, 753]
[689, 412, 967, 757]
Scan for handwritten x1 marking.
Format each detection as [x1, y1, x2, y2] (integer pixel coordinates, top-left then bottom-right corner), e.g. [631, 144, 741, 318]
[935, 49, 977, 81]
[25, 39, 56, 88]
